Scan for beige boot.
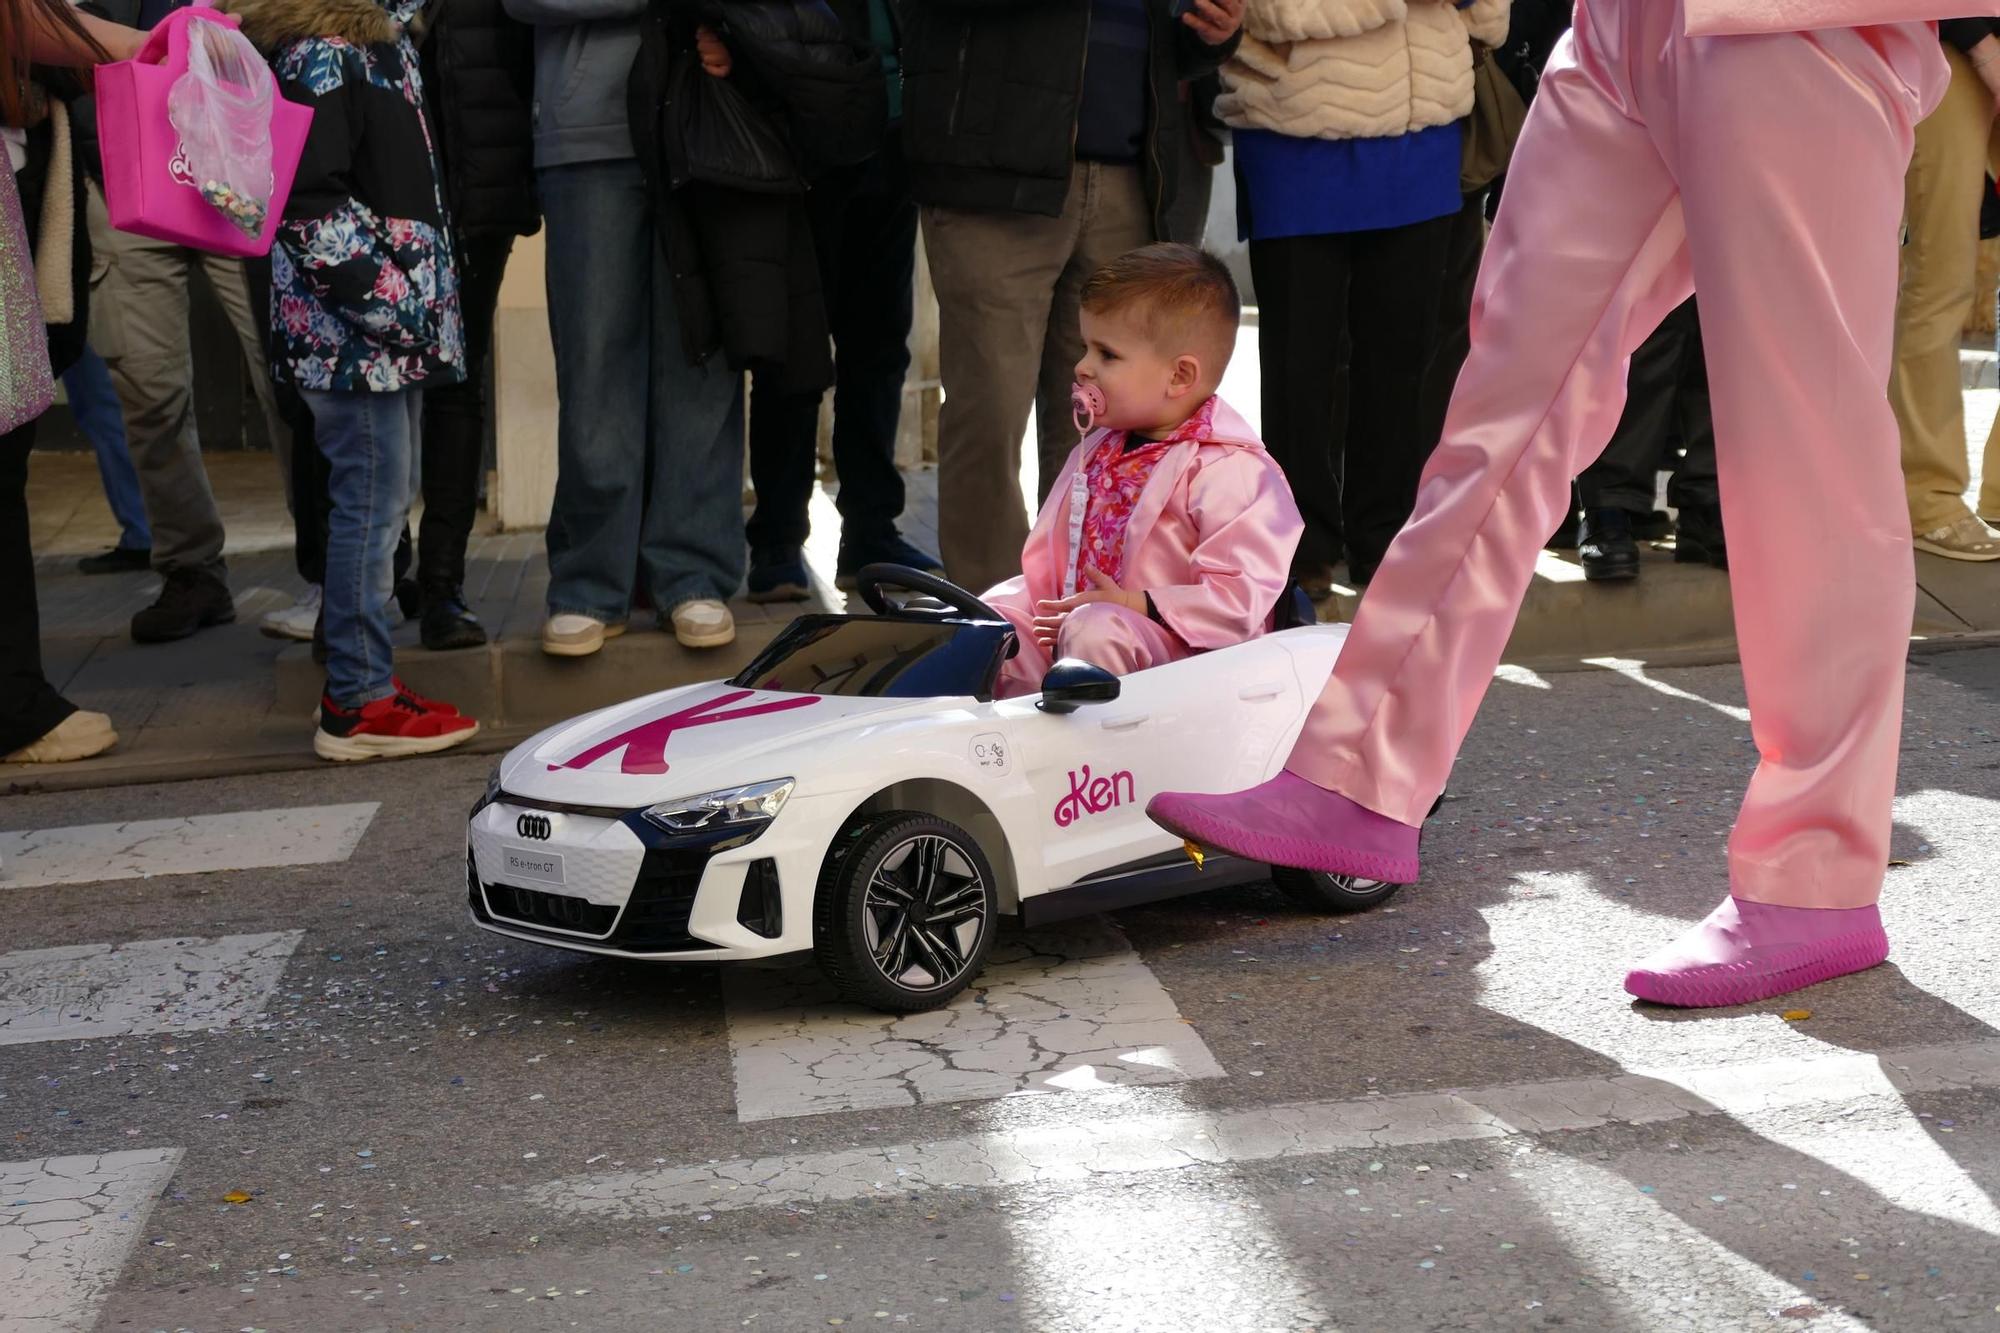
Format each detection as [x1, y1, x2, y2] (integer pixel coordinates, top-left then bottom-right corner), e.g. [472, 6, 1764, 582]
[4, 710, 118, 763]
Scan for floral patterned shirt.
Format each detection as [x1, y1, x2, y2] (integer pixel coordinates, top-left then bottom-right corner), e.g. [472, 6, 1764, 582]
[1071, 395, 1219, 591]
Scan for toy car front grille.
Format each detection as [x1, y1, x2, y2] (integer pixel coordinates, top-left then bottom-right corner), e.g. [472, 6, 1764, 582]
[466, 836, 725, 954]
[486, 881, 619, 937]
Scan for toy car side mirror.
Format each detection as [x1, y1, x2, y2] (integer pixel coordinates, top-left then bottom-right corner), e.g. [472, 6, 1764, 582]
[1037, 659, 1120, 714]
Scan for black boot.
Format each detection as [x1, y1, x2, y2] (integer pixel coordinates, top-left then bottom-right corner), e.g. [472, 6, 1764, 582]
[1674, 504, 1728, 570]
[78, 545, 151, 575]
[1578, 508, 1641, 583]
[131, 568, 236, 642]
[420, 585, 488, 651]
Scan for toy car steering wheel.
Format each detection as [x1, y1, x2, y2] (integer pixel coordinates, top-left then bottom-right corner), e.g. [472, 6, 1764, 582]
[855, 564, 1007, 623]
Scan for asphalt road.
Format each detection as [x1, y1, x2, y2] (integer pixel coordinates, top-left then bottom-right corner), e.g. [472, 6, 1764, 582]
[5, 646, 1999, 1332]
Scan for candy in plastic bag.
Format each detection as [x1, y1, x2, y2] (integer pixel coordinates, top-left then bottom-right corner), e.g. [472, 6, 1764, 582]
[165, 21, 275, 237]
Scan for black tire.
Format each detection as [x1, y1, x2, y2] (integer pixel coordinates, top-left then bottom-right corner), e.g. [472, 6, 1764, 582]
[812, 810, 999, 1013]
[1271, 866, 1404, 914]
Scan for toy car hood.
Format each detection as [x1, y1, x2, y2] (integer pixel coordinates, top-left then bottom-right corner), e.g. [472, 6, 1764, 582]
[498, 681, 937, 807]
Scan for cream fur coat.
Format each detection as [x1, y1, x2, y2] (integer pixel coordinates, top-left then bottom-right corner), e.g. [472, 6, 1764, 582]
[1217, 0, 1512, 141]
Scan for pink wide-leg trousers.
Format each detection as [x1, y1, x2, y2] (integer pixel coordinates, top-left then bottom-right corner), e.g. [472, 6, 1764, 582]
[1288, 0, 1946, 908]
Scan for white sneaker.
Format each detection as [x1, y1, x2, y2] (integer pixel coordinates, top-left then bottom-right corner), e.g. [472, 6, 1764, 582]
[542, 613, 627, 657]
[1913, 514, 2000, 562]
[4, 710, 117, 763]
[671, 598, 735, 649]
[260, 584, 323, 641]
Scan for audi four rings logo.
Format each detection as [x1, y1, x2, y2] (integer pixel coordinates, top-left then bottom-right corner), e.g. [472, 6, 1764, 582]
[516, 814, 553, 840]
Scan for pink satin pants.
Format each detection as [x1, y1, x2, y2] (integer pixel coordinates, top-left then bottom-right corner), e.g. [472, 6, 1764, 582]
[1287, 0, 1946, 908]
[992, 598, 1193, 699]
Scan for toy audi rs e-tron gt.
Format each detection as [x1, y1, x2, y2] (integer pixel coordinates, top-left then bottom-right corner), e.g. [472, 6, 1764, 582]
[467, 567, 1406, 1011]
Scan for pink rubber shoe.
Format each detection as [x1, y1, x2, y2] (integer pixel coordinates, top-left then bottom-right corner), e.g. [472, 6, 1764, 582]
[1623, 896, 1889, 1008]
[1146, 770, 1421, 882]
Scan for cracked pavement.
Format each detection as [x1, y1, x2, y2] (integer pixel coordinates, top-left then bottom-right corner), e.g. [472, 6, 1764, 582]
[2, 645, 1998, 1330]
[722, 921, 1225, 1122]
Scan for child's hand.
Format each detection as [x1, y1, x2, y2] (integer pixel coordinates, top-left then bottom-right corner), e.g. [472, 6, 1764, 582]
[1031, 567, 1146, 652]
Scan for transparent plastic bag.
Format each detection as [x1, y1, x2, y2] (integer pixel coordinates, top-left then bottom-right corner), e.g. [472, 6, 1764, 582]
[166, 21, 276, 237]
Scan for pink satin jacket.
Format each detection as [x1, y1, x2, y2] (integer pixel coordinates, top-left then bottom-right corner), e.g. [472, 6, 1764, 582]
[984, 397, 1305, 651]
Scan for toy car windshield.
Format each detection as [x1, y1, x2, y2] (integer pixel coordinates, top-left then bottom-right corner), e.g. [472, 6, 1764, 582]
[730, 614, 1016, 701]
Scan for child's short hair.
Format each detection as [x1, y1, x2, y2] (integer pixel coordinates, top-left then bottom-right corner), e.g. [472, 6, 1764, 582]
[1080, 243, 1241, 382]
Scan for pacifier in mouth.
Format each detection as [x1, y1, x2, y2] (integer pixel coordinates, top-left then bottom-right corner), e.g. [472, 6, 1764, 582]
[1071, 381, 1106, 433]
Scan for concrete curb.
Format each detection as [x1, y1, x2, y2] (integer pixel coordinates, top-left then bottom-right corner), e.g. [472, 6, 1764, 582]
[271, 616, 790, 729]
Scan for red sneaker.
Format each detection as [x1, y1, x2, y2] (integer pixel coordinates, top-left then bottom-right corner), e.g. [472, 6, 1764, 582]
[309, 677, 458, 725]
[393, 676, 461, 714]
[315, 687, 480, 762]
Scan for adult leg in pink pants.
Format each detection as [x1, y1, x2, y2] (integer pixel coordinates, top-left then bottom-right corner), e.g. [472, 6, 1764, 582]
[994, 600, 1192, 698]
[1149, 0, 1945, 1008]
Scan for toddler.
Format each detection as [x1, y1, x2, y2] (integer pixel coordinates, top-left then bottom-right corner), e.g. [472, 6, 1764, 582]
[984, 243, 1303, 698]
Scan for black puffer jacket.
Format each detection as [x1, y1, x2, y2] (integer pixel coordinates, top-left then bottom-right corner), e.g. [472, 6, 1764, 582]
[421, 0, 540, 237]
[631, 0, 863, 390]
[708, 0, 884, 173]
[899, 0, 1240, 241]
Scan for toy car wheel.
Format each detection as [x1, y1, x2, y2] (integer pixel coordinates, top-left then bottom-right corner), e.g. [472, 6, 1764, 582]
[1270, 866, 1403, 914]
[813, 810, 999, 1013]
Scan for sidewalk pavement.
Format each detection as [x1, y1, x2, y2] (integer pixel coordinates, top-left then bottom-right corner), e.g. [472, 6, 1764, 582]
[12, 354, 2000, 794]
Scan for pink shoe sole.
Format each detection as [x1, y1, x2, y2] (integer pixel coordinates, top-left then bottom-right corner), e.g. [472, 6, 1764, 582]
[1146, 790, 1421, 883]
[1623, 927, 1889, 1007]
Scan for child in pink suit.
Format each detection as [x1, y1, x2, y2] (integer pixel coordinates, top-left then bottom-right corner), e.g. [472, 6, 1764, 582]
[982, 245, 1303, 700]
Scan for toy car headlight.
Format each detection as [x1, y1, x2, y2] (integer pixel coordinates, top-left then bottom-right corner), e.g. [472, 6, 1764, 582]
[472, 762, 504, 817]
[642, 779, 795, 836]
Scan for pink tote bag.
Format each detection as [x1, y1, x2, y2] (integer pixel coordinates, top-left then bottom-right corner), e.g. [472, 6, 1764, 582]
[96, 4, 312, 257]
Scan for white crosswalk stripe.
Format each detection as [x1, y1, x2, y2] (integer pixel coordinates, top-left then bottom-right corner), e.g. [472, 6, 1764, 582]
[531, 1038, 2000, 1221]
[0, 931, 304, 1047]
[722, 920, 1223, 1122]
[0, 1149, 182, 1333]
[0, 803, 379, 889]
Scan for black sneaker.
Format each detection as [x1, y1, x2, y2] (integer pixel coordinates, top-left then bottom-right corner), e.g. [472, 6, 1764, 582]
[747, 546, 812, 603]
[836, 532, 943, 590]
[1674, 505, 1728, 570]
[420, 586, 488, 651]
[131, 568, 236, 642]
[1578, 508, 1641, 583]
[78, 545, 151, 575]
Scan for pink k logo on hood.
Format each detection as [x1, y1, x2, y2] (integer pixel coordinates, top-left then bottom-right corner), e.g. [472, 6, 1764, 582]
[547, 690, 819, 776]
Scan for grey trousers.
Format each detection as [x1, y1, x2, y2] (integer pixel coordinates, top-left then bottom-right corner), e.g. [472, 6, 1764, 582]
[86, 183, 289, 578]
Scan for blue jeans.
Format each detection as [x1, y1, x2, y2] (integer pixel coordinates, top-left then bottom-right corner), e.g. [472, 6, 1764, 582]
[539, 159, 745, 621]
[303, 387, 422, 708]
[63, 347, 150, 551]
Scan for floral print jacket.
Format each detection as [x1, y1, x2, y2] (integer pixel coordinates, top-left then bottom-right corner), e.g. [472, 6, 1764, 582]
[226, 0, 465, 393]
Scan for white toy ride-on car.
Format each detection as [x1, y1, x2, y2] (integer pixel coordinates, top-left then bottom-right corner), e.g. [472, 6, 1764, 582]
[465, 565, 1414, 1012]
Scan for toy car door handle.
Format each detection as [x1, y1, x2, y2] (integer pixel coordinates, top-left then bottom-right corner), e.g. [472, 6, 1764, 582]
[1098, 712, 1150, 731]
[1237, 682, 1285, 701]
